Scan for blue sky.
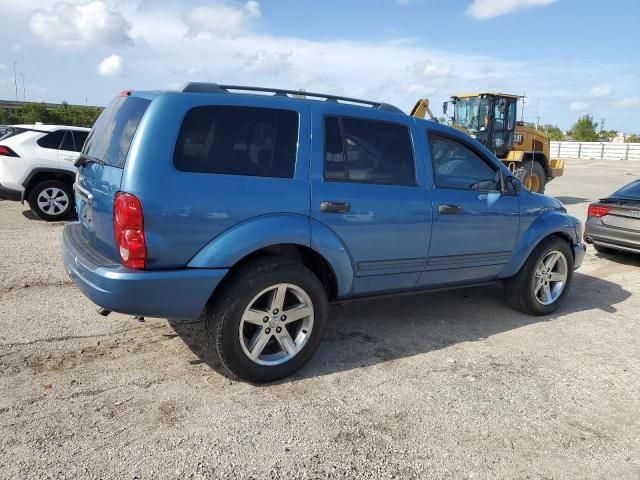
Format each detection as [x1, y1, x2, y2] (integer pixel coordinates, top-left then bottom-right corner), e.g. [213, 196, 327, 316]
[1, 0, 639, 132]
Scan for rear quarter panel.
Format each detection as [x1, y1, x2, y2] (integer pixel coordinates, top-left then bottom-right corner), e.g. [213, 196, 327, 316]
[120, 93, 312, 269]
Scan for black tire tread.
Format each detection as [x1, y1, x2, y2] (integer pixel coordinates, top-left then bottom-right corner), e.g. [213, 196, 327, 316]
[516, 160, 547, 194]
[204, 256, 327, 383]
[504, 236, 573, 316]
[28, 180, 74, 221]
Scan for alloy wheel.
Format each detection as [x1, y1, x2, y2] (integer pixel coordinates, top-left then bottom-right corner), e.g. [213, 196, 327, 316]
[533, 250, 568, 305]
[37, 187, 70, 216]
[238, 283, 314, 366]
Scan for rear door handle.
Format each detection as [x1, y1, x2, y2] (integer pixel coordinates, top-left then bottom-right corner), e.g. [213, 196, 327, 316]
[438, 204, 462, 214]
[320, 201, 351, 213]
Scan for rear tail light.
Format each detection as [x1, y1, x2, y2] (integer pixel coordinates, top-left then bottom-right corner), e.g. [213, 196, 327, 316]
[113, 192, 146, 269]
[587, 204, 611, 218]
[0, 145, 19, 157]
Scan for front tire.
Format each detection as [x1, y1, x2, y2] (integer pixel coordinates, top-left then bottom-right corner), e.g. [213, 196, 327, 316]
[516, 160, 546, 194]
[504, 236, 574, 315]
[205, 256, 328, 383]
[28, 180, 74, 221]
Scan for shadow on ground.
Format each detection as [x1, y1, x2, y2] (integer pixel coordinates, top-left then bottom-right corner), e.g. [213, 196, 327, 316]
[595, 249, 640, 267]
[553, 196, 589, 205]
[169, 271, 630, 382]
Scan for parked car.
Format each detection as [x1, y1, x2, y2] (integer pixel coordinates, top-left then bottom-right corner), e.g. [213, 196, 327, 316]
[0, 124, 90, 220]
[62, 84, 585, 383]
[584, 179, 640, 254]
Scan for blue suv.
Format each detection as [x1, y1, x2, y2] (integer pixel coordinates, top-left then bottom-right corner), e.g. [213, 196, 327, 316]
[62, 84, 586, 382]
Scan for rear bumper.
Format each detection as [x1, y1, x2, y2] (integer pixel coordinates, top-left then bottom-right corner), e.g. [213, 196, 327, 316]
[0, 183, 22, 201]
[584, 222, 640, 254]
[62, 222, 228, 320]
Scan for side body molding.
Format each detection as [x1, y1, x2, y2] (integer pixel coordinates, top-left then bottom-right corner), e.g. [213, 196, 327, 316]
[499, 210, 578, 278]
[187, 214, 356, 298]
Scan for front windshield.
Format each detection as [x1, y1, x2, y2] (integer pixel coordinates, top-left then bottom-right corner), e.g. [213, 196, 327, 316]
[453, 97, 490, 133]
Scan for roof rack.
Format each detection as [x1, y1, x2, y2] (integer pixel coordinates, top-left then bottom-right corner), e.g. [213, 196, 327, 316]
[180, 83, 404, 114]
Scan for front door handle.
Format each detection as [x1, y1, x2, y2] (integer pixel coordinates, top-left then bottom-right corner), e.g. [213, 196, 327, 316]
[320, 201, 351, 213]
[438, 204, 462, 215]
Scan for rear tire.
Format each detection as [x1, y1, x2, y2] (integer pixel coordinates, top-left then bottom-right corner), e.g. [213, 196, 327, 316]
[504, 236, 574, 315]
[28, 180, 74, 221]
[204, 256, 328, 383]
[516, 160, 546, 194]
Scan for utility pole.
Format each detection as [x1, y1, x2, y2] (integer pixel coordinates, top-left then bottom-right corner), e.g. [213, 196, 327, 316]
[19, 73, 26, 101]
[520, 92, 526, 123]
[13, 61, 18, 101]
[535, 98, 540, 130]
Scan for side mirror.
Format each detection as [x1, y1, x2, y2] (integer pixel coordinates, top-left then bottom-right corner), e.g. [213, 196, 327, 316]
[442, 101, 448, 115]
[503, 174, 520, 195]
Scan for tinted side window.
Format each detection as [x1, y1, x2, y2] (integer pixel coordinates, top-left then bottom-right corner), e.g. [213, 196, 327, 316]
[174, 106, 299, 178]
[323, 116, 415, 185]
[73, 131, 89, 152]
[60, 130, 75, 151]
[37, 130, 65, 150]
[429, 134, 500, 191]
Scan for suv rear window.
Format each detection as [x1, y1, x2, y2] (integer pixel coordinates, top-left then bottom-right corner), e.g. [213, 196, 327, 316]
[82, 96, 150, 168]
[174, 106, 299, 178]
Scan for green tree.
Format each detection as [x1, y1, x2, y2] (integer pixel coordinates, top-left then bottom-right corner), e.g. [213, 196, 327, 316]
[627, 134, 640, 143]
[0, 102, 102, 128]
[598, 129, 619, 141]
[570, 114, 599, 141]
[523, 122, 564, 140]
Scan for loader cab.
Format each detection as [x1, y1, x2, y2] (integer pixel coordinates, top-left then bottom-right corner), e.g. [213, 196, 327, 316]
[448, 93, 518, 158]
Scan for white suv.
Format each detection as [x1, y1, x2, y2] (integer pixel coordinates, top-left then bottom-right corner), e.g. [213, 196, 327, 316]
[0, 124, 90, 221]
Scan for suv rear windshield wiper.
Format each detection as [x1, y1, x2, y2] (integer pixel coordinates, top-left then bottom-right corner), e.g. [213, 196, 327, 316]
[75, 154, 106, 168]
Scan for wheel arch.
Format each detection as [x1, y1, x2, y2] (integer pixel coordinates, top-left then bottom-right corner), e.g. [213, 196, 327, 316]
[22, 168, 75, 202]
[500, 213, 578, 278]
[187, 214, 355, 301]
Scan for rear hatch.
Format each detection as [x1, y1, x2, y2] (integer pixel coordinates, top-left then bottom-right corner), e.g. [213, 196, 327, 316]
[74, 94, 151, 261]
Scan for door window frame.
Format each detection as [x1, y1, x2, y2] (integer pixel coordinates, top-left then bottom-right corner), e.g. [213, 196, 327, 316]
[322, 114, 418, 187]
[426, 130, 504, 193]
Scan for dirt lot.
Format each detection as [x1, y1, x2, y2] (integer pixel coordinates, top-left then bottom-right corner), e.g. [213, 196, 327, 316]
[1, 159, 639, 479]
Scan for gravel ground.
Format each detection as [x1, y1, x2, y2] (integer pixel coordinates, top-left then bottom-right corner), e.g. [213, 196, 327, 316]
[1, 159, 639, 479]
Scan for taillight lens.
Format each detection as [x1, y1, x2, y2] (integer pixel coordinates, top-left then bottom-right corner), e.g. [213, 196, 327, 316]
[113, 192, 146, 269]
[0, 145, 19, 157]
[587, 204, 611, 218]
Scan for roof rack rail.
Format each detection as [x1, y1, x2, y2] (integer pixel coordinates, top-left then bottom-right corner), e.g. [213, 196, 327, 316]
[180, 83, 404, 114]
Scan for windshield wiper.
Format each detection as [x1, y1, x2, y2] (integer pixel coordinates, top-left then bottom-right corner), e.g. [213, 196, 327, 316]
[75, 154, 105, 168]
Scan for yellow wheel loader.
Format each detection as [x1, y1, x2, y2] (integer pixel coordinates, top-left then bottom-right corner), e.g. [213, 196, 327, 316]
[410, 94, 564, 193]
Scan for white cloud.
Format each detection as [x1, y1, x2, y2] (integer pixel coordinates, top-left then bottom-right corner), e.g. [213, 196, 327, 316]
[589, 84, 612, 97]
[407, 84, 437, 96]
[29, 1, 132, 49]
[410, 59, 454, 79]
[467, 0, 556, 19]
[184, 1, 261, 38]
[615, 97, 640, 108]
[97, 54, 125, 77]
[242, 50, 292, 75]
[570, 101, 590, 112]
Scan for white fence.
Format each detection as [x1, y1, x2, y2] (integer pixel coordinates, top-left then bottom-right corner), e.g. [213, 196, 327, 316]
[551, 141, 640, 161]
